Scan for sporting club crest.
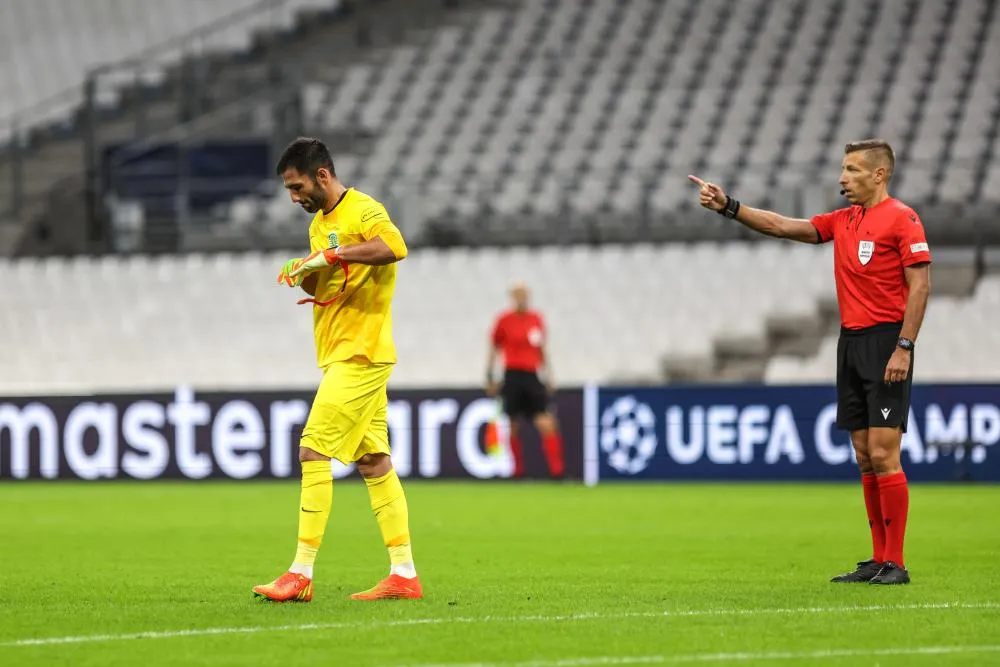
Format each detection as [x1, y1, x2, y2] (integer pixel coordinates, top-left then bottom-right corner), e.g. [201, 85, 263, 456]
[328, 232, 339, 249]
[858, 240, 874, 266]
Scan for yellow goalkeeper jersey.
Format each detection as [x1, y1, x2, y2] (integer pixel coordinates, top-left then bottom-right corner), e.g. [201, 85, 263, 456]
[306, 188, 407, 368]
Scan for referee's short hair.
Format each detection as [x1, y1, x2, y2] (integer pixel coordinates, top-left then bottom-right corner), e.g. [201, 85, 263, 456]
[845, 139, 895, 181]
[276, 137, 336, 178]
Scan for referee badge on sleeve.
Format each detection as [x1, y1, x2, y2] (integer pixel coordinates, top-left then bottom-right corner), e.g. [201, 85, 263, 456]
[858, 240, 874, 266]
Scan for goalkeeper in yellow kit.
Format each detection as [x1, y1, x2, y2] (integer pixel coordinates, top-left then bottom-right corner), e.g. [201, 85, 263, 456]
[253, 137, 421, 602]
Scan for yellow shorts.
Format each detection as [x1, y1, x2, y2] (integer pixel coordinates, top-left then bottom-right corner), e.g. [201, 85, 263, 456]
[300, 359, 394, 465]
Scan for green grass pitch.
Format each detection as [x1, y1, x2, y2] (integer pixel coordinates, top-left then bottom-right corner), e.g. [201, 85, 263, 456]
[0, 480, 998, 666]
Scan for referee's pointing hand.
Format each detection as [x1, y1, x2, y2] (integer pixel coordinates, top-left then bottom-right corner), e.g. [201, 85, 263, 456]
[688, 175, 727, 212]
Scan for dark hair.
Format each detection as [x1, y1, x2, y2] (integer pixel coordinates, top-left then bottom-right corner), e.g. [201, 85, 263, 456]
[845, 139, 895, 180]
[275, 137, 336, 177]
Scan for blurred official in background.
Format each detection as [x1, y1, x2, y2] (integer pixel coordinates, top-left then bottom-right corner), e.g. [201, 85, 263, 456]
[486, 283, 565, 479]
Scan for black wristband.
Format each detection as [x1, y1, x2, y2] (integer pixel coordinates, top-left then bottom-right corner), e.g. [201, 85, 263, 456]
[897, 337, 914, 351]
[717, 195, 741, 219]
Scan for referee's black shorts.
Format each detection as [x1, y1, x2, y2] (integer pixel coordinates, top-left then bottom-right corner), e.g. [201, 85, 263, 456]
[836, 322, 914, 432]
[500, 369, 549, 420]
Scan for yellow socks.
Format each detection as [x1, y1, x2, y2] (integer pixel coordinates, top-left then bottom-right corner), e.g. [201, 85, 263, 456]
[290, 460, 332, 579]
[364, 469, 416, 578]
[287, 463, 415, 580]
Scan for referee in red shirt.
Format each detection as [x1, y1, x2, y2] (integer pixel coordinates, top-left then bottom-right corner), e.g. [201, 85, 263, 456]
[689, 139, 931, 585]
[486, 283, 565, 479]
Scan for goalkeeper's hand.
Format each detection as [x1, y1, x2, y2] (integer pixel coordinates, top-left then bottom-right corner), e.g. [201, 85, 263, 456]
[277, 257, 306, 287]
[289, 248, 342, 279]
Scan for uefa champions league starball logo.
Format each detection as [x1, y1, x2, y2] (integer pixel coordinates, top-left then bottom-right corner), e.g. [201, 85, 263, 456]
[599, 396, 658, 475]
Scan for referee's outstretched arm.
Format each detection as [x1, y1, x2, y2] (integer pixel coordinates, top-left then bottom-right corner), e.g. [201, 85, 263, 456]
[688, 175, 821, 244]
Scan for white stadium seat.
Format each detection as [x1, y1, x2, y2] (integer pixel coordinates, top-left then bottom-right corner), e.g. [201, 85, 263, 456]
[0, 242, 848, 394]
[5, 244, 995, 395]
[297, 0, 1000, 226]
[0, 0, 340, 131]
[765, 276, 1000, 384]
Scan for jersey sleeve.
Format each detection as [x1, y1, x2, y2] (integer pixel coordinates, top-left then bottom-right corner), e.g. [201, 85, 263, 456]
[810, 208, 846, 243]
[491, 317, 505, 347]
[359, 202, 408, 260]
[896, 209, 932, 266]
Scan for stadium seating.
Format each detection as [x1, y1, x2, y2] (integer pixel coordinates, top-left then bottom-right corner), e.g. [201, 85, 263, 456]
[4, 0, 1000, 255]
[0, 243, 838, 394]
[299, 0, 1000, 240]
[765, 273, 1000, 384]
[1, 1, 998, 395]
[5, 244, 996, 396]
[0, 0, 337, 131]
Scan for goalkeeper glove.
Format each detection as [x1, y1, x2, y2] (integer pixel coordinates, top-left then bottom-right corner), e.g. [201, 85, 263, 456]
[277, 257, 306, 287]
[280, 248, 350, 307]
[289, 248, 342, 280]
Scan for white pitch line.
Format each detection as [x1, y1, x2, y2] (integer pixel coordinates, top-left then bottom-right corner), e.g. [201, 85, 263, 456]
[1, 601, 996, 649]
[403, 645, 1000, 667]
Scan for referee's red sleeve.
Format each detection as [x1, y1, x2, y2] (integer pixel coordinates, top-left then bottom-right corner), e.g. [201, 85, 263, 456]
[896, 211, 933, 267]
[490, 318, 504, 346]
[810, 209, 844, 243]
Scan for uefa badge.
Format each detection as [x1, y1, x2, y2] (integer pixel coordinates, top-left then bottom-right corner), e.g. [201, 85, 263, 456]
[527, 327, 544, 348]
[858, 240, 874, 266]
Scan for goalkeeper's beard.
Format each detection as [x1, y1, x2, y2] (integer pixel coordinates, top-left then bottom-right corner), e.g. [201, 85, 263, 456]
[300, 193, 326, 213]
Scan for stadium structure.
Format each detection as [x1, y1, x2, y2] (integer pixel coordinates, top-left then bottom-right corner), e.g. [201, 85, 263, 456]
[1, 0, 999, 394]
[2, 3, 1000, 666]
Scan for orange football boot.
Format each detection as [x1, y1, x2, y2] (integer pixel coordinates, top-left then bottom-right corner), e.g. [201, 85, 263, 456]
[252, 571, 313, 602]
[350, 574, 423, 601]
